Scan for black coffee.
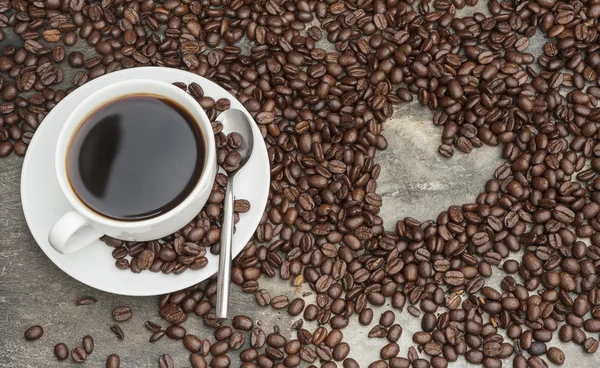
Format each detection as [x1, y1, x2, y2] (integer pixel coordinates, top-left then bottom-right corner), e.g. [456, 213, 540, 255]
[67, 95, 205, 221]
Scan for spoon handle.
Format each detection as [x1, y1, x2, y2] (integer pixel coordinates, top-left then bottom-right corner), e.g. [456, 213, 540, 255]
[216, 175, 235, 319]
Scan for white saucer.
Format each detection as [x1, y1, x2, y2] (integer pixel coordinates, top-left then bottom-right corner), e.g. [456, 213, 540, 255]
[20, 67, 270, 296]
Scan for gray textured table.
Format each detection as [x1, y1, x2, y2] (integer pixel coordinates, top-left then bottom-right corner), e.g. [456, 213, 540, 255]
[1, 2, 600, 368]
[0, 103, 498, 368]
[2, 105, 598, 367]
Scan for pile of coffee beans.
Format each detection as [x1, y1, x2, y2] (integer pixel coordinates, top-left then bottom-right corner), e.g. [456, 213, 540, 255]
[7, 0, 600, 366]
[102, 175, 248, 275]
[101, 91, 250, 275]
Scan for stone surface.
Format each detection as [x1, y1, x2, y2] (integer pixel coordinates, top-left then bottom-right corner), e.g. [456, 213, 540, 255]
[1, 3, 599, 368]
[2, 108, 598, 367]
[378, 105, 502, 225]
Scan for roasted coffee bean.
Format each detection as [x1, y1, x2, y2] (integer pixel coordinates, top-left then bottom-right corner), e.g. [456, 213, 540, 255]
[584, 319, 600, 332]
[184, 334, 203, 353]
[71, 346, 87, 363]
[266, 332, 287, 348]
[529, 342, 547, 356]
[210, 355, 230, 368]
[466, 350, 484, 364]
[112, 306, 132, 322]
[233, 315, 254, 331]
[573, 328, 587, 345]
[431, 356, 448, 368]
[547, 347, 565, 365]
[255, 289, 271, 306]
[369, 325, 388, 338]
[300, 346, 317, 362]
[229, 331, 245, 350]
[512, 355, 527, 368]
[110, 325, 124, 340]
[145, 321, 162, 332]
[24, 325, 43, 341]
[271, 295, 289, 309]
[13, 141, 27, 156]
[166, 325, 186, 340]
[381, 342, 400, 359]
[52, 46, 65, 62]
[424, 342, 443, 356]
[369, 360, 388, 368]
[288, 298, 305, 316]
[584, 338, 599, 353]
[214, 326, 233, 341]
[559, 325, 573, 342]
[422, 313, 437, 332]
[200, 339, 211, 356]
[115, 259, 129, 270]
[390, 357, 411, 368]
[106, 354, 120, 368]
[360, 308, 374, 325]
[0, 143, 13, 158]
[54, 343, 69, 360]
[414, 331, 432, 345]
[333, 342, 350, 361]
[251, 328, 266, 348]
[83, 335, 94, 354]
[190, 353, 207, 368]
[160, 303, 185, 324]
[149, 329, 165, 342]
[159, 354, 174, 368]
[380, 311, 395, 327]
[387, 324, 403, 342]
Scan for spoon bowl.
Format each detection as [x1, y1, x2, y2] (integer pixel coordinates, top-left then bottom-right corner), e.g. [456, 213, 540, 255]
[218, 109, 255, 177]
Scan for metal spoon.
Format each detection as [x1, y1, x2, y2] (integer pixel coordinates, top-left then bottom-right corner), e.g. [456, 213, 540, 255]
[215, 108, 255, 320]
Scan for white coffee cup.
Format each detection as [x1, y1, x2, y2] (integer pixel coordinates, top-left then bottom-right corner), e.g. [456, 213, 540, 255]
[48, 79, 217, 255]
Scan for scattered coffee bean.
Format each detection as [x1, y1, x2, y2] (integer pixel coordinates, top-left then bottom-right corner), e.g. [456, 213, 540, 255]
[71, 346, 87, 363]
[167, 325, 187, 340]
[271, 295, 289, 309]
[110, 325, 124, 340]
[251, 328, 266, 348]
[233, 315, 254, 331]
[54, 343, 68, 360]
[381, 342, 400, 359]
[112, 306, 132, 322]
[547, 347, 565, 365]
[190, 353, 207, 368]
[24, 325, 43, 341]
[288, 298, 305, 316]
[144, 321, 161, 332]
[184, 334, 203, 353]
[584, 338, 599, 354]
[210, 355, 230, 367]
[150, 330, 166, 343]
[106, 354, 120, 368]
[159, 354, 174, 368]
[82, 335, 94, 354]
[255, 289, 271, 306]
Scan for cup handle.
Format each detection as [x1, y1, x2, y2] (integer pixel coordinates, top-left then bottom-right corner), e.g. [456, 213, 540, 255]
[48, 210, 104, 254]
